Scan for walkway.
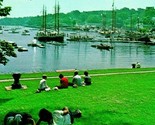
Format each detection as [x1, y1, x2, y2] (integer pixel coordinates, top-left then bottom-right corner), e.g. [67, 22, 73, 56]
[1, 70, 155, 83]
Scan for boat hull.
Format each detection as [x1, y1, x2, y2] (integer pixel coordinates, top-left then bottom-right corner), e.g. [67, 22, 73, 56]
[34, 35, 64, 42]
[91, 44, 113, 50]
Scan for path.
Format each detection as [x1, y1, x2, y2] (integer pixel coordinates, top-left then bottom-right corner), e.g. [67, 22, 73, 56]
[1, 70, 155, 83]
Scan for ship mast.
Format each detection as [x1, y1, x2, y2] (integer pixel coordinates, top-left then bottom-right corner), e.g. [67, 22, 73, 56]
[111, 0, 116, 32]
[42, 5, 47, 34]
[130, 12, 133, 32]
[54, 0, 57, 32]
[54, 0, 60, 34]
[44, 6, 47, 34]
[57, 2, 60, 34]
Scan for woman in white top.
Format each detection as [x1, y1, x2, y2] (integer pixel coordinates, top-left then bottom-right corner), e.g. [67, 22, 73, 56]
[36, 107, 81, 125]
[36, 74, 50, 93]
[53, 107, 72, 125]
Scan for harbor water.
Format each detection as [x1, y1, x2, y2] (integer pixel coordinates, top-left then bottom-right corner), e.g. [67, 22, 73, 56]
[0, 27, 155, 74]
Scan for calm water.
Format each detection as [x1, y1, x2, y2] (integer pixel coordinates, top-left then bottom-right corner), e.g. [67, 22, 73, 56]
[0, 27, 155, 74]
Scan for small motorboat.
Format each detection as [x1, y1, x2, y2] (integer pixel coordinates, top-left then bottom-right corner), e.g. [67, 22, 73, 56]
[17, 46, 28, 52]
[91, 43, 113, 50]
[27, 39, 45, 48]
[27, 43, 45, 48]
[21, 30, 30, 35]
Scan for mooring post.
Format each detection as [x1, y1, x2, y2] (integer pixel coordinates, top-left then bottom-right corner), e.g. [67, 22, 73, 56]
[11, 73, 22, 89]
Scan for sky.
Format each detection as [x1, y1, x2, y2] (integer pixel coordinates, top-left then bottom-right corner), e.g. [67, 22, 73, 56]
[2, 0, 155, 17]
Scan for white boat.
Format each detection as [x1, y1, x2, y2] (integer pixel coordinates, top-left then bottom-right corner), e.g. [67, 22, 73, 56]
[27, 39, 45, 48]
[21, 30, 30, 35]
[17, 46, 28, 52]
[8, 29, 20, 34]
[0, 30, 3, 34]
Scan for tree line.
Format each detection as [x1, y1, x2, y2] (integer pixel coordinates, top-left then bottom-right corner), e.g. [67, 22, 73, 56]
[0, 7, 154, 31]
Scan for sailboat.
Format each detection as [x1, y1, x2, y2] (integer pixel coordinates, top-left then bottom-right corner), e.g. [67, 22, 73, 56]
[34, 3, 64, 43]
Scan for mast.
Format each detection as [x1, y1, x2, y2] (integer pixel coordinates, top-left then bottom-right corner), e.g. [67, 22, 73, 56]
[42, 5, 47, 34]
[54, 0, 60, 34]
[112, 0, 116, 32]
[101, 13, 106, 30]
[57, 2, 60, 34]
[137, 16, 140, 31]
[42, 5, 45, 31]
[44, 6, 47, 34]
[54, 0, 57, 32]
[130, 11, 133, 32]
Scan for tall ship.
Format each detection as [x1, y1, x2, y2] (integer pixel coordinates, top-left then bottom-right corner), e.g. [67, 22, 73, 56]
[34, 3, 64, 42]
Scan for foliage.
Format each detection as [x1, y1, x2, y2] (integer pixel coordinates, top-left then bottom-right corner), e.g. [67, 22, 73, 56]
[1, 68, 155, 124]
[0, 1, 16, 65]
[0, 7, 154, 30]
[0, 0, 11, 16]
[0, 6, 11, 16]
[0, 40, 17, 65]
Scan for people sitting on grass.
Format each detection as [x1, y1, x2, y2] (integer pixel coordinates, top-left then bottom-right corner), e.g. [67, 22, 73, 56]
[136, 62, 141, 68]
[36, 107, 82, 125]
[53, 74, 69, 90]
[4, 112, 36, 125]
[83, 71, 91, 85]
[70, 71, 82, 87]
[36, 74, 51, 93]
[131, 62, 141, 68]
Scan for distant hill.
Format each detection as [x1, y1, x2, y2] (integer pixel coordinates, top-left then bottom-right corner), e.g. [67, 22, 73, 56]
[0, 7, 154, 30]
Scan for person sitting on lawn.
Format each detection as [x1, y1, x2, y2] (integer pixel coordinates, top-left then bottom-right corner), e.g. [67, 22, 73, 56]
[136, 62, 141, 68]
[83, 71, 91, 85]
[53, 74, 69, 90]
[70, 71, 82, 87]
[36, 107, 82, 125]
[53, 107, 82, 125]
[53, 107, 73, 125]
[36, 74, 51, 93]
[4, 112, 36, 125]
[36, 108, 53, 125]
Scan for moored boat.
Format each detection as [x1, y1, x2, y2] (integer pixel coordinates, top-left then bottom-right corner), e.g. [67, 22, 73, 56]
[91, 43, 113, 50]
[8, 28, 20, 34]
[21, 30, 30, 35]
[35, 4, 64, 43]
[27, 39, 45, 48]
[34, 31, 64, 42]
[66, 32, 93, 42]
[17, 46, 28, 52]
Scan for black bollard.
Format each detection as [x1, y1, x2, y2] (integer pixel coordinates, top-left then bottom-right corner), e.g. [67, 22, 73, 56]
[11, 73, 22, 89]
[132, 64, 136, 68]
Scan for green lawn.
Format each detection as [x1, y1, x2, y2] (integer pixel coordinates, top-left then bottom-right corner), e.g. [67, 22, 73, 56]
[1, 68, 155, 125]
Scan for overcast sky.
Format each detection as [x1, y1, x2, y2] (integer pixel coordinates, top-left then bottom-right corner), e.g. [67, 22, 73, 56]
[2, 0, 155, 17]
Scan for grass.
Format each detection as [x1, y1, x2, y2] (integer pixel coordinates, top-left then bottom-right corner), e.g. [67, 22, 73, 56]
[1, 68, 155, 125]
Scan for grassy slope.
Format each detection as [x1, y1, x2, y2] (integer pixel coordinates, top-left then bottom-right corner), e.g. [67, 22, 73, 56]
[0, 68, 155, 125]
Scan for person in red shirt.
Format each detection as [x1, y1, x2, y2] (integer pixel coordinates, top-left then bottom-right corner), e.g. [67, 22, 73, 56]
[53, 74, 69, 90]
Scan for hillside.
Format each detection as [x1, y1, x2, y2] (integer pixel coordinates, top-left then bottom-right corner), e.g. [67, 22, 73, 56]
[0, 7, 154, 30]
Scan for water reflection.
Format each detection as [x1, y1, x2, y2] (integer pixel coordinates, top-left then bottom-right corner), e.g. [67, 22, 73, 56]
[53, 46, 60, 70]
[32, 47, 37, 70]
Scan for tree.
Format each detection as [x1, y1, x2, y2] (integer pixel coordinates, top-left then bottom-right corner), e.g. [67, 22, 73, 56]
[0, 0, 17, 65]
[0, 40, 17, 65]
[0, 0, 11, 16]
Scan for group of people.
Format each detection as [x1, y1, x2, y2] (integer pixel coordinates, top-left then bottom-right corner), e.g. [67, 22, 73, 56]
[4, 107, 82, 125]
[36, 71, 92, 92]
[4, 71, 85, 125]
[131, 62, 141, 68]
